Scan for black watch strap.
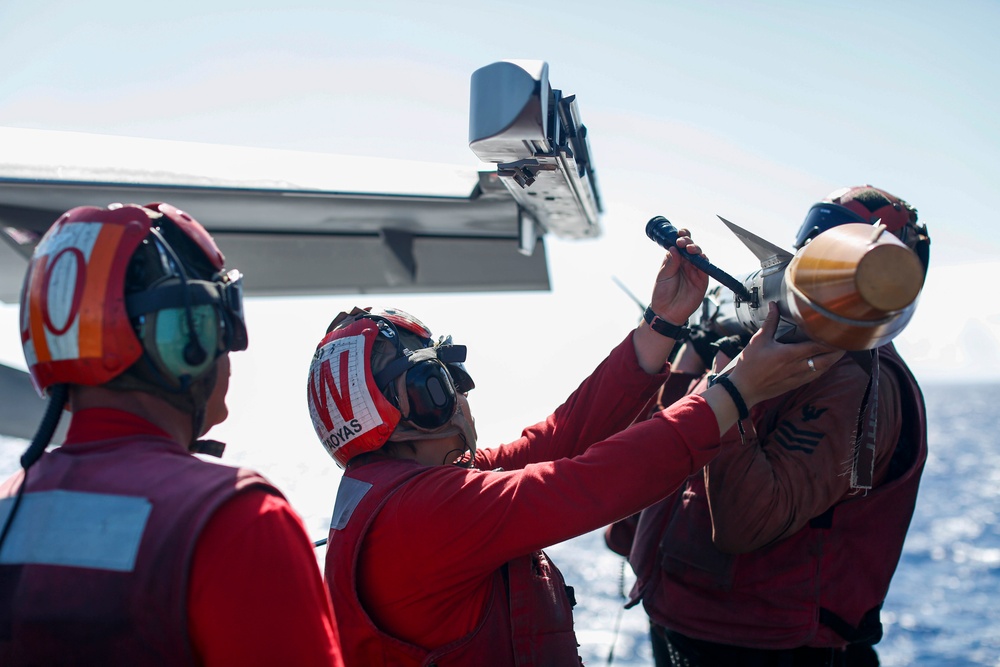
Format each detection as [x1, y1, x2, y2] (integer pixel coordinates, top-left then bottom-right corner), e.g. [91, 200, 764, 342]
[643, 306, 690, 340]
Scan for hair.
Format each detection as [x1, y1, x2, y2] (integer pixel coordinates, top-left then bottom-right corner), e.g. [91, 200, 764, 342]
[834, 186, 920, 247]
[854, 189, 890, 210]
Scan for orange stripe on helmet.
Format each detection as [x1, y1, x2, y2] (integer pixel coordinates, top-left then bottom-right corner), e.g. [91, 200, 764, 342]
[78, 223, 125, 359]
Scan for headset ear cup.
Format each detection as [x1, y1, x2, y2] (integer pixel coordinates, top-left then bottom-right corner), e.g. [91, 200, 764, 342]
[404, 361, 457, 430]
[143, 306, 219, 385]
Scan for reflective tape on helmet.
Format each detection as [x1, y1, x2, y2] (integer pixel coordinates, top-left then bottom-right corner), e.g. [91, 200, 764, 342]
[307, 322, 401, 467]
[21, 208, 149, 393]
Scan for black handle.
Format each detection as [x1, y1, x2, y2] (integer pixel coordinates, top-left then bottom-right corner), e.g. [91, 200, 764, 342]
[645, 216, 753, 302]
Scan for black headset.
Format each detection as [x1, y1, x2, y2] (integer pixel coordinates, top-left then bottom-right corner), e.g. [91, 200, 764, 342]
[366, 316, 472, 430]
[124, 227, 247, 390]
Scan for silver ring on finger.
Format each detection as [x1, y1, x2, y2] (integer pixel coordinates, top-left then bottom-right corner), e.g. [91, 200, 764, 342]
[807, 357, 817, 372]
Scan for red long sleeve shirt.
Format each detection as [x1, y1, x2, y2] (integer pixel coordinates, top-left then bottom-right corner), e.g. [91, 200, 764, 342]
[354, 333, 723, 649]
[64, 409, 343, 667]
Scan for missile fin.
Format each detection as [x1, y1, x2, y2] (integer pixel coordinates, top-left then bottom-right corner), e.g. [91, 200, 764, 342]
[717, 215, 795, 269]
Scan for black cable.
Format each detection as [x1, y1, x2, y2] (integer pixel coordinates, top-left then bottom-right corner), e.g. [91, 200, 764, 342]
[0, 383, 69, 557]
[0, 467, 30, 558]
[606, 557, 628, 666]
[19, 384, 69, 470]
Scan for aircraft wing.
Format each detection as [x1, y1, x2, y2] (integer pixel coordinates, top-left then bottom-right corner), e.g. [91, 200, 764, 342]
[0, 59, 602, 442]
[0, 127, 565, 441]
[0, 126, 573, 303]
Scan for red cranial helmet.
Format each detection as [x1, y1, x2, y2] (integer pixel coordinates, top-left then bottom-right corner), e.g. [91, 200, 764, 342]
[20, 202, 247, 396]
[793, 185, 929, 272]
[306, 307, 475, 468]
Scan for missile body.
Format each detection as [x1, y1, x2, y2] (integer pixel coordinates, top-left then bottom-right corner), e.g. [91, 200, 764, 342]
[715, 217, 924, 351]
[784, 223, 924, 350]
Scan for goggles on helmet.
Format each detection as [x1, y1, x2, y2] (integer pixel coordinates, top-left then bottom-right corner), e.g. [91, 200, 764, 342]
[793, 202, 868, 249]
[124, 246, 248, 356]
[366, 315, 473, 431]
[434, 334, 475, 394]
[217, 268, 248, 352]
[369, 307, 434, 340]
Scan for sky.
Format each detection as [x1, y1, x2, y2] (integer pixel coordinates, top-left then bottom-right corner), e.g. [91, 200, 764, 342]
[1, 0, 998, 530]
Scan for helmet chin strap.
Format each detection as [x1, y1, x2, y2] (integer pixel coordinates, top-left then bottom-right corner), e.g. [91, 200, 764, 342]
[443, 443, 468, 466]
[445, 432, 477, 469]
[188, 401, 227, 458]
[185, 367, 228, 458]
[449, 404, 478, 468]
[430, 399, 478, 468]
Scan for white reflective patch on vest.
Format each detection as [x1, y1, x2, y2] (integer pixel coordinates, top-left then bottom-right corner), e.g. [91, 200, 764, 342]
[330, 477, 372, 531]
[0, 489, 151, 571]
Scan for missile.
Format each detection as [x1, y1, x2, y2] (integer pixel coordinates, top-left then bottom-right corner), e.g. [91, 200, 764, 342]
[785, 221, 924, 350]
[718, 216, 925, 351]
[647, 215, 926, 351]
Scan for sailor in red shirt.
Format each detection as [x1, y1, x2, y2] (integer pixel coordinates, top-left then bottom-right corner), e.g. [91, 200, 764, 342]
[0, 203, 343, 666]
[307, 231, 843, 666]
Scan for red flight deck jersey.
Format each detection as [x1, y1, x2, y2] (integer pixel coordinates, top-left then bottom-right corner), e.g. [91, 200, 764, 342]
[0, 408, 343, 667]
[326, 333, 725, 664]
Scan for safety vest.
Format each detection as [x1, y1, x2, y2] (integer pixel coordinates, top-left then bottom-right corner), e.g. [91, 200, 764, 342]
[0, 436, 277, 666]
[629, 347, 927, 649]
[326, 459, 582, 666]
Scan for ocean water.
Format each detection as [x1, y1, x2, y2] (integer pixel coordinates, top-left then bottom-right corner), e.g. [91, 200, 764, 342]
[2, 382, 998, 665]
[549, 382, 1000, 667]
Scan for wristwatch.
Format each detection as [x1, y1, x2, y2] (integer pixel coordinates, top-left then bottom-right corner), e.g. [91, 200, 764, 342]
[643, 306, 690, 340]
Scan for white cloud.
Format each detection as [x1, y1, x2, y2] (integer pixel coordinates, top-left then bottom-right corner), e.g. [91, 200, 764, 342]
[893, 261, 1000, 384]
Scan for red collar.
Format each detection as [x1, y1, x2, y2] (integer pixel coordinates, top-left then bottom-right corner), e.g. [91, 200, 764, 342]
[65, 408, 173, 445]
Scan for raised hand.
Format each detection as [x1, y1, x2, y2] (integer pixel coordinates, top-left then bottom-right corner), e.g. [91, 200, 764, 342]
[648, 230, 710, 326]
[633, 229, 711, 374]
